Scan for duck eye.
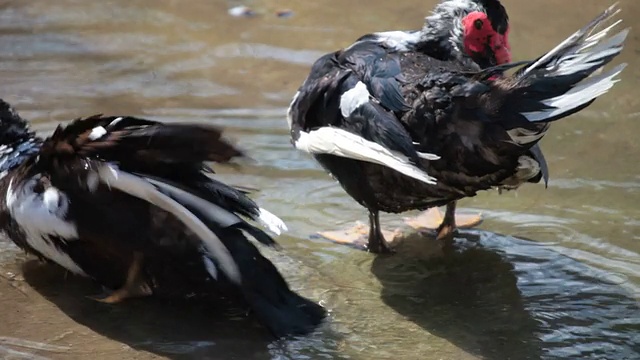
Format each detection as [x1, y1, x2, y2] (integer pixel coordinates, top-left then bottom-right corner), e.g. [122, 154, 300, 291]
[474, 19, 483, 30]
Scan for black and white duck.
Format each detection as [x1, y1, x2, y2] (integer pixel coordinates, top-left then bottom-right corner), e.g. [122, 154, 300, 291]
[0, 101, 326, 338]
[287, 1, 627, 253]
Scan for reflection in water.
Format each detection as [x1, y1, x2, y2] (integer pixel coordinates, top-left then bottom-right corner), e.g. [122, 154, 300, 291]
[18, 252, 348, 360]
[373, 232, 542, 360]
[21, 260, 274, 359]
[372, 230, 640, 360]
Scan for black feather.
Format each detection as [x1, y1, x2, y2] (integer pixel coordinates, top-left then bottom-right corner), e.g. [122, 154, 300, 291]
[475, 0, 509, 34]
[340, 42, 410, 112]
[288, 3, 625, 224]
[0, 106, 325, 339]
[345, 99, 422, 165]
[529, 144, 549, 187]
[0, 99, 33, 143]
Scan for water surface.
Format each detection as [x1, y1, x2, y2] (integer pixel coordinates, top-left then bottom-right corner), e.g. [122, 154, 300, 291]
[0, 0, 639, 359]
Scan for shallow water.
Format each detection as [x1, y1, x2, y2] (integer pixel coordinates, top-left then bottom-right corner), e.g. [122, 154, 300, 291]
[0, 0, 639, 359]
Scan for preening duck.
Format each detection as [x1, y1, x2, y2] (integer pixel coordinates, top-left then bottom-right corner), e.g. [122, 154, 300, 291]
[0, 101, 326, 338]
[287, 1, 627, 253]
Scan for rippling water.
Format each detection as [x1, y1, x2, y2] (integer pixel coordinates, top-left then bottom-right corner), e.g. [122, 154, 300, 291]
[0, 0, 639, 359]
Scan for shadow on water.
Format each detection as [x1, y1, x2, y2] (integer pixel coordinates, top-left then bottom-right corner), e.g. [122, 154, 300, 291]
[19, 259, 344, 360]
[371, 230, 640, 360]
[20, 260, 274, 360]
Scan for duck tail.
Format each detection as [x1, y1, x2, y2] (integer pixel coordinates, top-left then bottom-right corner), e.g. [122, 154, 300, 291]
[494, 4, 627, 147]
[90, 164, 325, 337]
[140, 177, 326, 337]
[142, 175, 325, 337]
[212, 226, 327, 338]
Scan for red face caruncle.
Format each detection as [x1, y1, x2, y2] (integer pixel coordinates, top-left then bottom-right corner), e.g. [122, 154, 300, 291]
[461, 11, 511, 65]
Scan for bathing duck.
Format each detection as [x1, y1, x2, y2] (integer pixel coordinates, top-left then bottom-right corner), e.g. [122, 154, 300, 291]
[0, 101, 326, 338]
[287, 1, 627, 253]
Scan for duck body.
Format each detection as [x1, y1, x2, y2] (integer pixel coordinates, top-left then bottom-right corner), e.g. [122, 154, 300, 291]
[0, 104, 325, 338]
[288, 4, 627, 252]
[290, 38, 526, 252]
[313, 47, 541, 213]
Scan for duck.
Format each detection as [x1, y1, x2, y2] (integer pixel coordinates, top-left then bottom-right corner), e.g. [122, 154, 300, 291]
[287, 1, 627, 254]
[0, 100, 326, 338]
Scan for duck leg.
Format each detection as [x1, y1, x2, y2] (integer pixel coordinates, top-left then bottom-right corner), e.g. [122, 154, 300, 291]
[404, 201, 482, 242]
[365, 210, 394, 254]
[317, 210, 400, 253]
[89, 252, 152, 304]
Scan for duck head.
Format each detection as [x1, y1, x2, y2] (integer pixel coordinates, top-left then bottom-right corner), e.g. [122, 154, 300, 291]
[420, 0, 511, 68]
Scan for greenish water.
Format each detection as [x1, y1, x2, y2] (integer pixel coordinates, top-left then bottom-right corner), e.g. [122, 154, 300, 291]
[0, 0, 639, 359]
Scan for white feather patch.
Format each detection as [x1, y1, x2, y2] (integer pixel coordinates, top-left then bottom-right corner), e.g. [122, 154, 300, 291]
[256, 208, 288, 236]
[506, 126, 548, 145]
[584, 20, 622, 43]
[416, 152, 441, 160]
[95, 164, 241, 284]
[109, 117, 124, 127]
[0, 145, 13, 156]
[6, 177, 85, 276]
[145, 176, 288, 237]
[286, 91, 300, 131]
[553, 29, 628, 77]
[88, 126, 107, 141]
[522, 63, 626, 122]
[86, 172, 99, 192]
[499, 156, 541, 188]
[202, 254, 218, 280]
[371, 30, 422, 52]
[294, 127, 438, 185]
[340, 82, 370, 117]
[577, 20, 624, 53]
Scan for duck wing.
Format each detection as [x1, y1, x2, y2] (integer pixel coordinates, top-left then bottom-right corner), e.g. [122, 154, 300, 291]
[34, 115, 290, 283]
[289, 42, 439, 185]
[49, 116, 285, 232]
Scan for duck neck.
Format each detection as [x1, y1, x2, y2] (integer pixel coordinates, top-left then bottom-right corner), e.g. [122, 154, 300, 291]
[416, 1, 478, 62]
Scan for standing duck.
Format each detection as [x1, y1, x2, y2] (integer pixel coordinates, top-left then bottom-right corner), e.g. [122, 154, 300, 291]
[287, 1, 627, 253]
[0, 101, 326, 338]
